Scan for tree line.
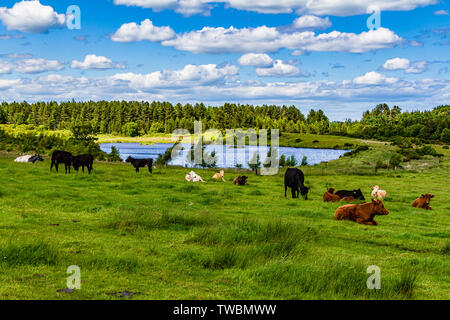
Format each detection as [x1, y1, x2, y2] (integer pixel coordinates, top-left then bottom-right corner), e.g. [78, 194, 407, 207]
[0, 101, 448, 143]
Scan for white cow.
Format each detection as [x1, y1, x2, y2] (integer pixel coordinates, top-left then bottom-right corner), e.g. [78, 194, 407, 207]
[185, 171, 205, 182]
[15, 155, 33, 163]
[371, 186, 387, 200]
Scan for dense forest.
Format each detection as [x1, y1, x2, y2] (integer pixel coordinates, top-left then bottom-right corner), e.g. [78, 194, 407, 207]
[0, 101, 448, 143]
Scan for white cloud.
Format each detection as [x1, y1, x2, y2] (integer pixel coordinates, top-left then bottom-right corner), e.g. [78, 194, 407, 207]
[256, 60, 300, 77]
[14, 58, 65, 74]
[111, 19, 175, 42]
[111, 63, 239, 89]
[113, 0, 210, 16]
[0, 0, 65, 33]
[292, 15, 331, 30]
[382, 57, 410, 70]
[71, 55, 126, 70]
[405, 60, 428, 74]
[161, 26, 401, 54]
[113, 0, 437, 16]
[0, 79, 20, 89]
[238, 53, 273, 67]
[353, 71, 398, 85]
[0, 60, 13, 74]
[434, 10, 449, 16]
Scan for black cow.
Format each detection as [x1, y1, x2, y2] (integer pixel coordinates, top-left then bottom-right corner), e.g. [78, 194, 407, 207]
[284, 168, 309, 199]
[50, 150, 73, 174]
[126, 156, 153, 173]
[29, 154, 44, 163]
[72, 154, 94, 174]
[335, 189, 366, 201]
[233, 176, 248, 186]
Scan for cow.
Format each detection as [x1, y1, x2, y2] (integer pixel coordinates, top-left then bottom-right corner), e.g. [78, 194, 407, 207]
[126, 156, 153, 173]
[50, 150, 73, 174]
[371, 186, 387, 200]
[334, 199, 389, 226]
[323, 188, 340, 202]
[212, 170, 226, 182]
[233, 176, 248, 186]
[72, 154, 94, 174]
[412, 194, 434, 210]
[186, 171, 205, 182]
[335, 189, 365, 201]
[15, 154, 43, 164]
[284, 168, 309, 199]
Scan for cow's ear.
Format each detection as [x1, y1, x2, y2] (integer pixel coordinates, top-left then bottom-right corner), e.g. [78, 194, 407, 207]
[372, 198, 377, 204]
[421, 194, 425, 197]
[431, 195, 435, 198]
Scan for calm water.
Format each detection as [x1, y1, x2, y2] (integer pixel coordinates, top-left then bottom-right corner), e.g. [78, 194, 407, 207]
[100, 143, 349, 169]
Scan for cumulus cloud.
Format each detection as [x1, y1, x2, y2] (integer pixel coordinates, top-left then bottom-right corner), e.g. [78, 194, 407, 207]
[256, 60, 300, 77]
[353, 71, 398, 85]
[113, 0, 211, 16]
[382, 57, 410, 70]
[111, 19, 175, 42]
[0, 0, 65, 33]
[292, 15, 331, 30]
[238, 53, 273, 67]
[160, 26, 401, 54]
[111, 63, 239, 89]
[0, 60, 13, 74]
[113, 0, 437, 16]
[405, 60, 428, 74]
[14, 58, 65, 74]
[71, 55, 126, 70]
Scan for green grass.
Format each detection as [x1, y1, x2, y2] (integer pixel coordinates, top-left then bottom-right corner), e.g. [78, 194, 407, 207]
[0, 145, 449, 300]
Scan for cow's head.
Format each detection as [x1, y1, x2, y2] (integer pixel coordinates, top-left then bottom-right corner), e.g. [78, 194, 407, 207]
[125, 156, 133, 163]
[421, 194, 435, 204]
[300, 185, 310, 200]
[372, 199, 389, 215]
[32, 154, 44, 163]
[327, 188, 335, 194]
[354, 189, 365, 200]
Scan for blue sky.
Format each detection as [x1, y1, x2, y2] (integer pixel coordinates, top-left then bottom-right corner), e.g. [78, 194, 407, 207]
[0, 0, 449, 120]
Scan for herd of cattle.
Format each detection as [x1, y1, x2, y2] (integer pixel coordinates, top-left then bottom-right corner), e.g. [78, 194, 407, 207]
[15, 151, 435, 226]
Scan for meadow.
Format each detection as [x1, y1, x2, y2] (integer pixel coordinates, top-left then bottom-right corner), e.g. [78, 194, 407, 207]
[0, 143, 449, 300]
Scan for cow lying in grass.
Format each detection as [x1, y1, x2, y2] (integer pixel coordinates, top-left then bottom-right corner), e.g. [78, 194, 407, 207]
[334, 199, 389, 226]
[126, 156, 153, 173]
[323, 188, 340, 202]
[185, 171, 205, 182]
[371, 186, 387, 200]
[233, 176, 248, 186]
[15, 154, 43, 164]
[335, 188, 365, 201]
[212, 170, 225, 182]
[412, 194, 434, 210]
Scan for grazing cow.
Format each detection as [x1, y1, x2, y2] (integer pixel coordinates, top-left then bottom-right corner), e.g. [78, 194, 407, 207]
[72, 154, 94, 174]
[284, 168, 309, 199]
[233, 176, 248, 186]
[323, 188, 340, 202]
[371, 186, 387, 200]
[50, 150, 73, 174]
[334, 199, 389, 226]
[126, 156, 153, 173]
[412, 194, 434, 210]
[185, 171, 205, 182]
[212, 170, 226, 182]
[335, 189, 365, 201]
[15, 154, 43, 164]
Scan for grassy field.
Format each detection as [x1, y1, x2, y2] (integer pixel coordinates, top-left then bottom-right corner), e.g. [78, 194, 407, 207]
[0, 144, 449, 300]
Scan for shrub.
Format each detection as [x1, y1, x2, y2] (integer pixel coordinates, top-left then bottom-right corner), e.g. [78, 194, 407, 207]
[418, 145, 438, 156]
[122, 122, 140, 137]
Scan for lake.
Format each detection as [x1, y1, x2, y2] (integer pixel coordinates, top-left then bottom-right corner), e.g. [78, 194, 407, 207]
[100, 143, 349, 169]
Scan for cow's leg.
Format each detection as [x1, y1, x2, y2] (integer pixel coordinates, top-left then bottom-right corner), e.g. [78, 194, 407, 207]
[50, 161, 54, 171]
[291, 188, 296, 199]
[148, 165, 152, 173]
[55, 163, 59, 173]
[136, 166, 139, 173]
[285, 185, 287, 198]
[296, 189, 300, 198]
[357, 218, 375, 225]
[82, 166, 85, 173]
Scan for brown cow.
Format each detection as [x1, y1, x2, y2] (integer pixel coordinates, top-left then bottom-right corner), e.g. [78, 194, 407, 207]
[334, 199, 389, 226]
[412, 194, 434, 210]
[323, 188, 340, 202]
